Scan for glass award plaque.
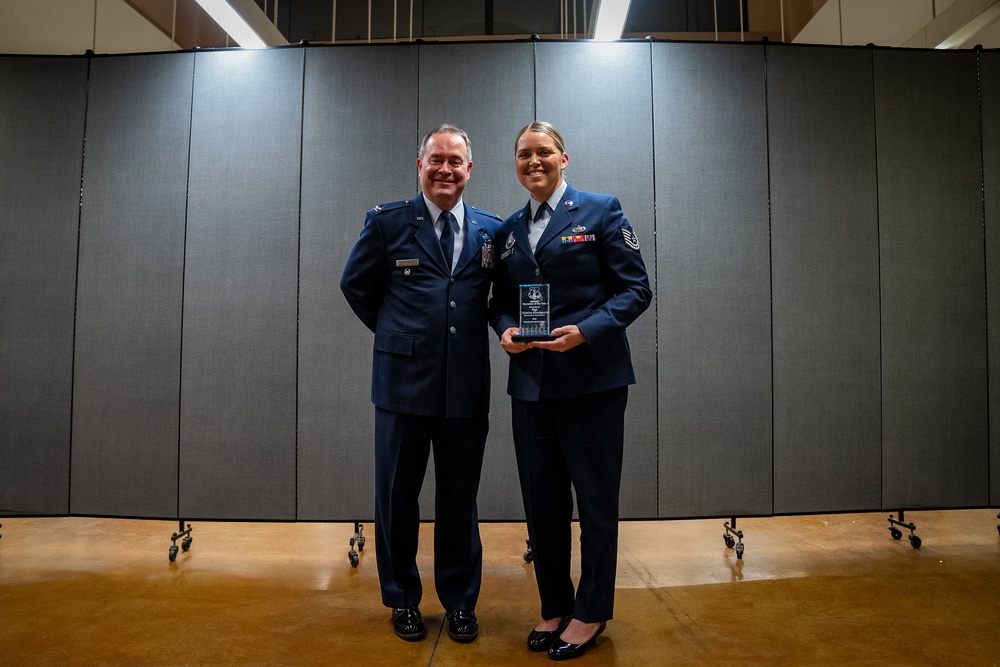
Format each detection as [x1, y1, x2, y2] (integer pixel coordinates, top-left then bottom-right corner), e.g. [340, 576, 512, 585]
[512, 283, 556, 342]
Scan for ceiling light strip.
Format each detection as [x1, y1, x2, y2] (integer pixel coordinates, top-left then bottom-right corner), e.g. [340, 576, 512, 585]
[193, 0, 286, 48]
[592, 0, 632, 41]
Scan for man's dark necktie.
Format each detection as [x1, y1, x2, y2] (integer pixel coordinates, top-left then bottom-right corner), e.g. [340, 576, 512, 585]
[439, 210, 457, 271]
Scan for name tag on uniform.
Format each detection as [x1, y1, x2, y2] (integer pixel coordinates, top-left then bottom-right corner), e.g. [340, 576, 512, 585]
[396, 259, 419, 267]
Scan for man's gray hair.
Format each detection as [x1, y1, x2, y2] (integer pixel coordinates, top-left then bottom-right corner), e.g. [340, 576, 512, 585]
[418, 124, 472, 162]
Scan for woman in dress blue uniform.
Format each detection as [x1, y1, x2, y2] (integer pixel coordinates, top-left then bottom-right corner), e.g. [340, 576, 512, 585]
[489, 121, 651, 660]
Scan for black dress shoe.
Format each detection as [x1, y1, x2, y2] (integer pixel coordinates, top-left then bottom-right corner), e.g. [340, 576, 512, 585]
[446, 610, 479, 643]
[547, 621, 606, 661]
[527, 616, 571, 652]
[391, 607, 426, 641]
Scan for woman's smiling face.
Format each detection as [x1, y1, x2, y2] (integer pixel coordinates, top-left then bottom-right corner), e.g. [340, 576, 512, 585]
[515, 130, 568, 201]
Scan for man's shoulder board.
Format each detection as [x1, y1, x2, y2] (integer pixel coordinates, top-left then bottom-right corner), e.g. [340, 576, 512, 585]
[469, 205, 502, 222]
[369, 199, 410, 215]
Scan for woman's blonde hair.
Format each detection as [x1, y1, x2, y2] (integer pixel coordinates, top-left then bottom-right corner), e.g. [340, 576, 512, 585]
[515, 121, 566, 154]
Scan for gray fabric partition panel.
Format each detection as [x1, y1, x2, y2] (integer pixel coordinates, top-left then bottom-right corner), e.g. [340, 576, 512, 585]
[4, 43, 996, 525]
[535, 42, 657, 518]
[297, 45, 417, 521]
[767, 46, 881, 514]
[875, 50, 988, 509]
[653, 42, 772, 519]
[419, 42, 535, 520]
[179, 49, 303, 520]
[71, 54, 193, 518]
[0, 57, 87, 516]
[983, 50, 1000, 509]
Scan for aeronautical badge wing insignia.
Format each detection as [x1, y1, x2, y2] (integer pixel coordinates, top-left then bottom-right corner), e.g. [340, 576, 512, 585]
[621, 227, 640, 250]
[501, 232, 516, 260]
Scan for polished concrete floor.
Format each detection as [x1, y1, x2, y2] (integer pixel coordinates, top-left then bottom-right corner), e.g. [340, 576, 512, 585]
[1, 509, 998, 666]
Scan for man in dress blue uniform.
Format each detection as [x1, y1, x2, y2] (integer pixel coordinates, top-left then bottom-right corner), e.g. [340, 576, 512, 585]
[340, 124, 501, 644]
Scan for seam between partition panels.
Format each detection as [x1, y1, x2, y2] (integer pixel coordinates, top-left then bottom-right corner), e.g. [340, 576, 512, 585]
[68, 54, 94, 515]
[295, 47, 307, 520]
[176, 51, 197, 522]
[869, 46, 885, 512]
[647, 39, 659, 518]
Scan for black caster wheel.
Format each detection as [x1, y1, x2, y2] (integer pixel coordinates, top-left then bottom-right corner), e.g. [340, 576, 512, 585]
[169, 545, 179, 562]
[908, 534, 921, 549]
[182, 536, 192, 552]
[889, 527, 903, 540]
[349, 550, 359, 568]
[723, 534, 735, 549]
[523, 539, 533, 563]
[735, 542, 744, 559]
[357, 536, 365, 551]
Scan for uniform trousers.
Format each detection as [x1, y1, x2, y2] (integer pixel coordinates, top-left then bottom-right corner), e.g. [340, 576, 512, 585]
[373, 407, 488, 613]
[511, 386, 628, 623]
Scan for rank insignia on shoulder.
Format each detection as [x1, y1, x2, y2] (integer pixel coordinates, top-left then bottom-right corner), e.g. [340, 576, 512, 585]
[621, 227, 640, 250]
[371, 200, 407, 214]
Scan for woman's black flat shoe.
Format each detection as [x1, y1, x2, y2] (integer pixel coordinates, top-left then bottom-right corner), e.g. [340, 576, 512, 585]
[527, 617, 571, 652]
[547, 621, 606, 661]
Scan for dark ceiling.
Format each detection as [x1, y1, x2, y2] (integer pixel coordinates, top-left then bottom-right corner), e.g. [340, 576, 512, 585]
[253, 0, 756, 44]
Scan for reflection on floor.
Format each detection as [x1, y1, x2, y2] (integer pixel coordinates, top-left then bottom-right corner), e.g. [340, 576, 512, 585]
[1, 509, 998, 665]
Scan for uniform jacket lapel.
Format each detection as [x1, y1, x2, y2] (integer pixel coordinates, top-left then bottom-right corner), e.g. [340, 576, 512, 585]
[454, 202, 487, 275]
[512, 203, 537, 265]
[534, 185, 580, 257]
[410, 194, 450, 273]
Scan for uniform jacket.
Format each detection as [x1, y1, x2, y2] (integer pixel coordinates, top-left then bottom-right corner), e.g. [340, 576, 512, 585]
[489, 184, 651, 401]
[341, 194, 501, 419]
